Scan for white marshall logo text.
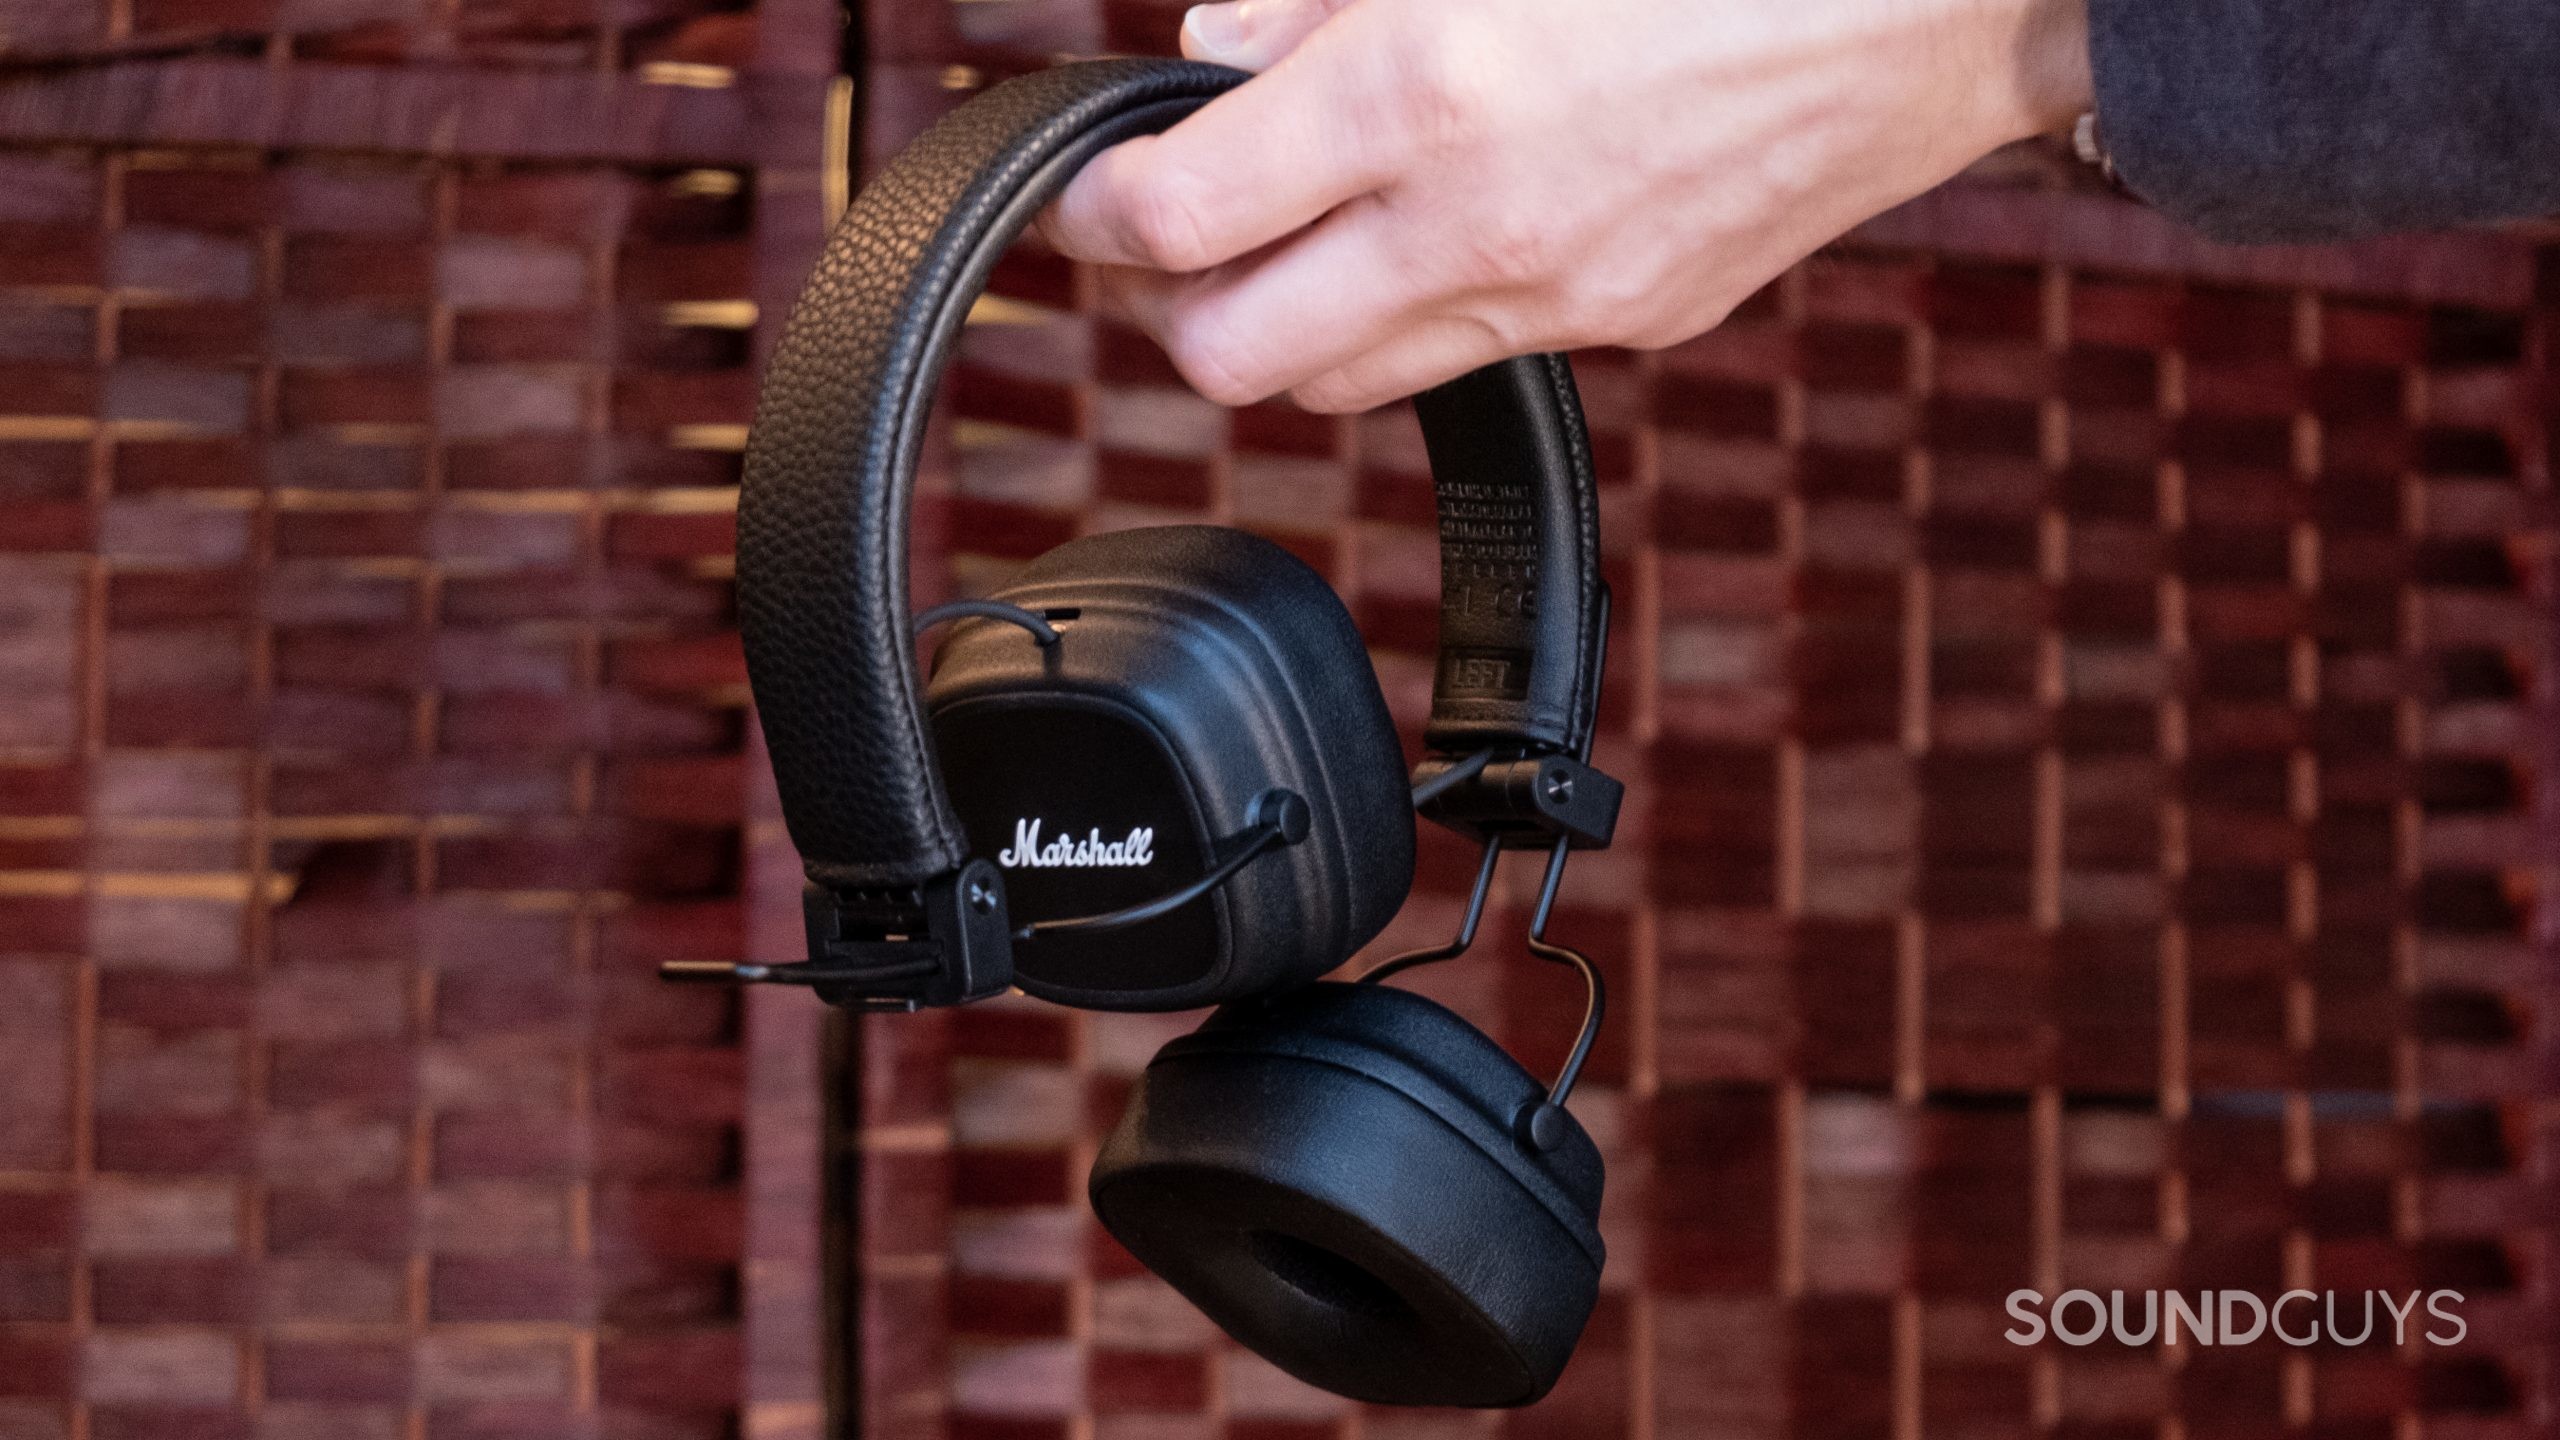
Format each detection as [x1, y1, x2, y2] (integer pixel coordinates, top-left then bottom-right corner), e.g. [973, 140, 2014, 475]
[999, 819, 1156, 869]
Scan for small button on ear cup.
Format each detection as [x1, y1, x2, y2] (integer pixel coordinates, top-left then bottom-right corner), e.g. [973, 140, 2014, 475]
[1088, 983, 1604, 1407]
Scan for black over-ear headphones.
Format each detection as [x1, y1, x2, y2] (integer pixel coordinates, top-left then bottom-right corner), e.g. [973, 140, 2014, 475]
[668, 57, 1625, 1408]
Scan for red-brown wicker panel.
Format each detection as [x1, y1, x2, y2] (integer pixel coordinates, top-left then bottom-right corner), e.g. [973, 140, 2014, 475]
[0, 0, 838, 1429]
[847, 5, 2559, 1439]
[7, 0, 2555, 1435]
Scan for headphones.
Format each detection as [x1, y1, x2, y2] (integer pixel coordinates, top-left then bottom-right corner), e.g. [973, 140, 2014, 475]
[672, 57, 1624, 1408]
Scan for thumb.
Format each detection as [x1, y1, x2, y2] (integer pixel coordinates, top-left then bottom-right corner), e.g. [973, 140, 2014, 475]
[1179, 0, 1357, 71]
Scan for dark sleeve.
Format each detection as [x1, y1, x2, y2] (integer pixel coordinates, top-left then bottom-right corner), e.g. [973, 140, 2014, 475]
[2088, 0, 2560, 242]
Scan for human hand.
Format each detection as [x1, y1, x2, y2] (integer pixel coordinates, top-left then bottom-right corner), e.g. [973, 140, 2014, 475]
[1039, 0, 2091, 412]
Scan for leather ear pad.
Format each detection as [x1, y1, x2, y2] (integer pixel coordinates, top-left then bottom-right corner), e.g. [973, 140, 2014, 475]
[1089, 982, 1604, 1407]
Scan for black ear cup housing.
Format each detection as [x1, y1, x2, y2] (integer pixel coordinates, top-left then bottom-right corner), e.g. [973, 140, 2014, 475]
[1089, 982, 1605, 1406]
[925, 527, 1415, 1010]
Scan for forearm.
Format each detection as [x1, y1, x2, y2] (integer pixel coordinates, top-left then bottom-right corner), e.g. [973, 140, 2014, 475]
[2091, 0, 2560, 242]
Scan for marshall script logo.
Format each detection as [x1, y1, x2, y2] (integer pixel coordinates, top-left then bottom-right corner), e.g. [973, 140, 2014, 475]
[999, 819, 1156, 869]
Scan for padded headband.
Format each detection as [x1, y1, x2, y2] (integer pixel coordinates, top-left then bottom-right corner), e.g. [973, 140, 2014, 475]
[739, 58, 1603, 892]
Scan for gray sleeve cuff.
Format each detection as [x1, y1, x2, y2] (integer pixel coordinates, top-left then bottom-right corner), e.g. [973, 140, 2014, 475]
[2087, 0, 2560, 244]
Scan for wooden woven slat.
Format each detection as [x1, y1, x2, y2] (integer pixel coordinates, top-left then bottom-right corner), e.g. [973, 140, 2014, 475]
[0, 0, 839, 1430]
[0, 59, 829, 165]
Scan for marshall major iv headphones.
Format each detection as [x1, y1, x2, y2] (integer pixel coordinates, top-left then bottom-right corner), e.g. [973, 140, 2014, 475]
[667, 58, 1625, 1408]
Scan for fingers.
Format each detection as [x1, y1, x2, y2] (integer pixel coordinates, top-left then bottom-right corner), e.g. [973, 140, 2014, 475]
[1047, 0, 1531, 412]
[1089, 265, 1194, 350]
[1102, 261, 1517, 414]
[1039, 22, 1394, 274]
[1285, 315, 1515, 413]
[1179, 0, 1358, 72]
[1107, 255, 1523, 413]
[1098, 197, 1448, 406]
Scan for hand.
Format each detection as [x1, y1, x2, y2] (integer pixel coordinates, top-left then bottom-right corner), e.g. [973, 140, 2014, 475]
[1039, 0, 2092, 412]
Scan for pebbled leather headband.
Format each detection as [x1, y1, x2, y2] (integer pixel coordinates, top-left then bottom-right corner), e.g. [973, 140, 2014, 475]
[738, 58, 1603, 891]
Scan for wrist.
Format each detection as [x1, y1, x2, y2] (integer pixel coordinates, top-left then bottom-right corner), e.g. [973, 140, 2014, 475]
[1971, 0, 2094, 144]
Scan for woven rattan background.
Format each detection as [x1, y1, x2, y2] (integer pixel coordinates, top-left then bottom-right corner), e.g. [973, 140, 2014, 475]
[4, 0, 2557, 1436]
[0, 0, 843, 1432]
[847, 2, 2560, 1438]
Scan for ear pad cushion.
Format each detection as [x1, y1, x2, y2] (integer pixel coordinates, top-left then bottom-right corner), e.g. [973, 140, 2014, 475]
[1088, 982, 1605, 1407]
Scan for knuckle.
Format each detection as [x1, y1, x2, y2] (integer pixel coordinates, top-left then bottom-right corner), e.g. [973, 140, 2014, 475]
[1643, 308, 1723, 351]
[1118, 152, 1218, 272]
[1290, 376, 1365, 414]
[1619, 320, 1686, 353]
[1624, 296, 1733, 352]
[1444, 302, 1540, 363]
[1388, 20, 1501, 152]
[1560, 270, 1657, 345]
[1451, 207, 1563, 291]
[1163, 304, 1269, 407]
[1619, 322, 1681, 352]
[1479, 306, 1540, 356]
[1293, 0, 1363, 31]
[1550, 243, 1729, 352]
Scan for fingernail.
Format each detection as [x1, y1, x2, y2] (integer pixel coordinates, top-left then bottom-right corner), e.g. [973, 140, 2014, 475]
[1181, 2, 1248, 58]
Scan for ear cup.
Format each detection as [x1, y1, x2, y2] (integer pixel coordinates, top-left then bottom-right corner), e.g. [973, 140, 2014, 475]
[1089, 982, 1604, 1407]
[996, 528, 1416, 924]
[928, 526, 1417, 1007]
